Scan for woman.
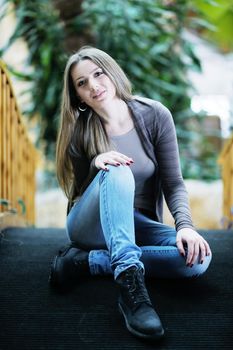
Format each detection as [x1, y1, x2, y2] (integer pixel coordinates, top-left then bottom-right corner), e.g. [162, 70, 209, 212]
[49, 46, 212, 340]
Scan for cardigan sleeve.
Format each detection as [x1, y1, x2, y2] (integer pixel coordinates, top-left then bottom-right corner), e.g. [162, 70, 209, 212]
[154, 102, 195, 231]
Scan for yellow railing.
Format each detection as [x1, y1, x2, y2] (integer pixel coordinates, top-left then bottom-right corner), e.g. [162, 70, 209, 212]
[218, 135, 233, 228]
[0, 60, 37, 225]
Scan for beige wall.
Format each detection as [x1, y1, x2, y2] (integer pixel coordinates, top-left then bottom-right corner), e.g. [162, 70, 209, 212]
[36, 180, 223, 230]
[163, 180, 223, 229]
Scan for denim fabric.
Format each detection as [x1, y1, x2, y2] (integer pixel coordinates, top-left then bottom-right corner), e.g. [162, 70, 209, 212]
[67, 166, 212, 280]
[67, 165, 144, 279]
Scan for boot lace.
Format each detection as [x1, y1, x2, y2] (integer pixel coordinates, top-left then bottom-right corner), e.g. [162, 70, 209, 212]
[124, 268, 152, 307]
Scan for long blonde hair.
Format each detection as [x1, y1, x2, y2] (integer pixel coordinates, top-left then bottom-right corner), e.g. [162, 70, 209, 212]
[56, 46, 133, 199]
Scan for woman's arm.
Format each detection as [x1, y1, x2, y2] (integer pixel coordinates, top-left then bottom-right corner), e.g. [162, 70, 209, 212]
[154, 104, 193, 231]
[154, 104, 211, 265]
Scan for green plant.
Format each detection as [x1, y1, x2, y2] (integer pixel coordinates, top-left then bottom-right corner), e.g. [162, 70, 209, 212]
[72, 0, 220, 179]
[0, 0, 221, 180]
[195, 0, 233, 52]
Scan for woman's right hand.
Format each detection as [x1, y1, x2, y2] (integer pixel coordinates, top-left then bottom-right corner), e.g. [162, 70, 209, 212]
[95, 151, 134, 170]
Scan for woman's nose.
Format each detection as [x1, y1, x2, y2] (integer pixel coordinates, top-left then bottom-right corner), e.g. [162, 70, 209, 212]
[88, 78, 99, 91]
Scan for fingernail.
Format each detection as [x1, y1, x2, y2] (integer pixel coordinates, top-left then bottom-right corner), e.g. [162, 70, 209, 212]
[126, 162, 130, 165]
[190, 264, 193, 268]
[200, 260, 203, 264]
[130, 160, 134, 163]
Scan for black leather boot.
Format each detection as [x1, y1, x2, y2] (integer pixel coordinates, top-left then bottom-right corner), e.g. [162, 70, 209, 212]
[49, 245, 90, 291]
[116, 266, 164, 340]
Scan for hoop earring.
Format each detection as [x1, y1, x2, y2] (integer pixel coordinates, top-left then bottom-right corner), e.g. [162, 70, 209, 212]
[78, 102, 87, 112]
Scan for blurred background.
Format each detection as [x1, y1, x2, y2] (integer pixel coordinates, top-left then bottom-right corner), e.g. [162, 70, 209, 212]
[1, 0, 233, 229]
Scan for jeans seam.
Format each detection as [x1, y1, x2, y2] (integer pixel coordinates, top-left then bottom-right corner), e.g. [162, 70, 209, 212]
[142, 249, 179, 254]
[101, 171, 116, 258]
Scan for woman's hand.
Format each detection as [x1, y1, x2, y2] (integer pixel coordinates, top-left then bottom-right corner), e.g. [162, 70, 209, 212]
[95, 151, 134, 170]
[176, 228, 211, 266]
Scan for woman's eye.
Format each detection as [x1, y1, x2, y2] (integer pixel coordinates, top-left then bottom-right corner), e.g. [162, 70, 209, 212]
[95, 70, 103, 77]
[78, 80, 85, 87]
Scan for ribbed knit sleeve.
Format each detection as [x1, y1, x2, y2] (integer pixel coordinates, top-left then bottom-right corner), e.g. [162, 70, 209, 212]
[128, 97, 195, 231]
[153, 102, 194, 231]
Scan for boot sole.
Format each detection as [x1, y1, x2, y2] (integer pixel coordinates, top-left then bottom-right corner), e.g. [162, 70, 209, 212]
[48, 255, 60, 288]
[49, 244, 76, 289]
[48, 254, 81, 292]
[118, 303, 165, 340]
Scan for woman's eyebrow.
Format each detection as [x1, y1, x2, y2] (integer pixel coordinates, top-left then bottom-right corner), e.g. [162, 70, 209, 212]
[75, 68, 100, 81]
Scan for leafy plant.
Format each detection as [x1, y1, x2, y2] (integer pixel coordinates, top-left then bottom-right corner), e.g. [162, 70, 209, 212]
[0, 0, 221, 179]
[71, 0, 220, 179]
[195, 0, 233, 52]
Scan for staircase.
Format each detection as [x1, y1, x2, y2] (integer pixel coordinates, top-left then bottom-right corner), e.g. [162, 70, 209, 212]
[0, 60, 38, 228]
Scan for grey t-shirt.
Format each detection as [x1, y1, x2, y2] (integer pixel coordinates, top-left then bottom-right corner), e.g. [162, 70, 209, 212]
[111, 128, 156, 212]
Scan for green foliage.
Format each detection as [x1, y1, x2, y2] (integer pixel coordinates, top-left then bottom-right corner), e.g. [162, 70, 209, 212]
[195, 0, 233, 52]
[0, 0, 221, 180]
[72, 0, 220, 179]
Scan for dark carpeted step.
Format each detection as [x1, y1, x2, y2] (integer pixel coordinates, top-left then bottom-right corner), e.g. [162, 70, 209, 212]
[0, 227, 233, 350]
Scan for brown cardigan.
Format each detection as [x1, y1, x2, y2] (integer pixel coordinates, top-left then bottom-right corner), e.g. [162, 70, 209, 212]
[68, 96, 194, 232]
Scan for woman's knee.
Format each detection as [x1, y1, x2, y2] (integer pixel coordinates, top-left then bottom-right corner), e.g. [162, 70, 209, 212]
[181, 253, 212, 279]
[100, 165, 135, 190]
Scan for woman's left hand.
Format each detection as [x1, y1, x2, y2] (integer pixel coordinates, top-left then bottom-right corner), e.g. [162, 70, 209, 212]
[176, 228, 211, 266]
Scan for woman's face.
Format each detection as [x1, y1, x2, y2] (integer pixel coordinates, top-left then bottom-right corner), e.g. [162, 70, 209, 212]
[71, 59, 117, 110]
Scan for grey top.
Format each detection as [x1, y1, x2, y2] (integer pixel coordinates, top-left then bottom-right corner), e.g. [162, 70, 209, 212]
[110, 128, 156, 212]
[69, 96, 194, 231]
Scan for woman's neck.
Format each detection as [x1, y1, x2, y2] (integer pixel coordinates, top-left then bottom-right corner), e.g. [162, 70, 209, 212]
[95, 98, 134, 136]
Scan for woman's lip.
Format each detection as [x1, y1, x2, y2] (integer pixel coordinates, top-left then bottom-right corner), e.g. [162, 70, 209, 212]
[93, 90, 106, 99]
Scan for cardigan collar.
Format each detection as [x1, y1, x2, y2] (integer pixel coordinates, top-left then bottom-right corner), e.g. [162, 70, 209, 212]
[126, 98, 157, 166]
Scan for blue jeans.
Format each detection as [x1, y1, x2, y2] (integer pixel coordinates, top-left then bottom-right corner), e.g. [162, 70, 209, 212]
[67, 165, 211, 280]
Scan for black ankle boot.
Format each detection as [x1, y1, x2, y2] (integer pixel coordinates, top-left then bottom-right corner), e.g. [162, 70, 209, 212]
[49, 245, 90, 291]
[116, 266, 164, 340]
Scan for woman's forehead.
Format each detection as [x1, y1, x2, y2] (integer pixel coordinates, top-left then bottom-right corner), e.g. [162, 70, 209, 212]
[71, 59, 100, 78]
